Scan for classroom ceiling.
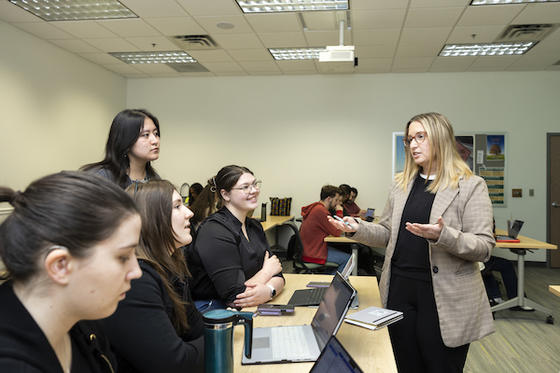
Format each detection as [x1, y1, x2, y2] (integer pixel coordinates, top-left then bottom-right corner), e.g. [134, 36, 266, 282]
[1, 0, 560, 78]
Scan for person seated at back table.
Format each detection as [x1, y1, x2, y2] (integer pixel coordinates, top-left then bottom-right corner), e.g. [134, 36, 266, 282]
[344, 186, 366, 218]
[189, 181, 221, 232]
[187, 165, 285, 311]
[188, 182, 203, 206]
[300, 185, 351, 273]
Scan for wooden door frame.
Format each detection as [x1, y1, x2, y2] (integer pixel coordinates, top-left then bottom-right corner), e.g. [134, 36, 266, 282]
[546, 133, 560, 267]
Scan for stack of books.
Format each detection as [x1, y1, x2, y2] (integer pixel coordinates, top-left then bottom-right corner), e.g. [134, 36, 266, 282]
[344, 306, 403, 330]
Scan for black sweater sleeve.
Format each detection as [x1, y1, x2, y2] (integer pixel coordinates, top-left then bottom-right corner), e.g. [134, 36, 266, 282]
[103, 265, 204, 373]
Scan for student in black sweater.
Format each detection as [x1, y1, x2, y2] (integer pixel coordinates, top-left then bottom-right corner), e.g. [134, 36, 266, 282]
[187, 165, 284, 310]
[103, 180, 204, 373]
[0, 171, 142, 373]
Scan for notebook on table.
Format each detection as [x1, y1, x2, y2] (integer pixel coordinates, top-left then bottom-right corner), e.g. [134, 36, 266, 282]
[344, 305, 403, 330]
[288, 254, 359, 308]
[496, 220, 524, 243]
[241, 272, 356, 365]
[309, 336, 363, 373]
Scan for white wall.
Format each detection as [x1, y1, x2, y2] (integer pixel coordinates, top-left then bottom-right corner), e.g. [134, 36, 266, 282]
[0, 20, 127, 191]
[127, 72, 560, 262]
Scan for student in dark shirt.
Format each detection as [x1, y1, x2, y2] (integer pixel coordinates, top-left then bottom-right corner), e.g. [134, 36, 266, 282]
[187, 165, 284, 310]
[103, 180, 204, 373]
[81, 109, 161, 189]
[328, 113, 495, 373]
[189, 182, 220, 231]
[0, 171, 142, 373]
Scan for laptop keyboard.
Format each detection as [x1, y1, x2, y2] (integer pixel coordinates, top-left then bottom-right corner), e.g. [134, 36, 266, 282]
[288, 288, 326, 306]
[271, 326, 312, 361]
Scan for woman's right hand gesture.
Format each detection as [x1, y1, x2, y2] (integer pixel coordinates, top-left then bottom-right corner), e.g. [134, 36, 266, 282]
[327, 215, 359, 233]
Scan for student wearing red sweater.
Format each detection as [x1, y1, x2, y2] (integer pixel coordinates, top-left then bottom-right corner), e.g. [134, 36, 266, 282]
[300, 185, 351, 273]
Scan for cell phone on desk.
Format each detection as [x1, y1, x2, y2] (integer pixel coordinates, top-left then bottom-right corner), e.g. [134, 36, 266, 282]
[257, 304, 294, 316]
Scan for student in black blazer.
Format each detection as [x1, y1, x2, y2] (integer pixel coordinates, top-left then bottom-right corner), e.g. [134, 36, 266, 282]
[0, 171, 142, 373]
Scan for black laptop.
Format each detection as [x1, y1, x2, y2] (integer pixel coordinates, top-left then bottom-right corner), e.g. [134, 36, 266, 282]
[310, 336, 364, 373]
[496, 220, 523, 241]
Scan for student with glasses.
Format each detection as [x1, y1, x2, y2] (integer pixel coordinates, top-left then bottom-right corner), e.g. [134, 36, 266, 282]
[186, 165, 285, 310]
[328, 113, 495, 373]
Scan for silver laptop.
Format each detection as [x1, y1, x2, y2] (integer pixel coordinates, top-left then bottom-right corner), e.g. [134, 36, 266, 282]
[241, 272, 356, 365]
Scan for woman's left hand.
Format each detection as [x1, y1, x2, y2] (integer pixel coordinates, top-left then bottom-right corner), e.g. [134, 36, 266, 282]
[405, 216, 445, 241]
[233, 283, 271, 308]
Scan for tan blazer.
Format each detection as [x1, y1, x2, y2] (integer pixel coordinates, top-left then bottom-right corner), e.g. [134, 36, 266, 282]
[353, 174, 495, 347]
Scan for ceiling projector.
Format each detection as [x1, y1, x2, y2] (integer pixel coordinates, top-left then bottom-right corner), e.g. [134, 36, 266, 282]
[319, 45, 355, 62]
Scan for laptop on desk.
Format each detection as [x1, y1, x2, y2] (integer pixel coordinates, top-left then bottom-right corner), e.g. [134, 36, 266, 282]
[288, 254, 359, 308]
[241, 272, 356, 365]
[310, 336, 363, 373]
[496, 220, 524, 242]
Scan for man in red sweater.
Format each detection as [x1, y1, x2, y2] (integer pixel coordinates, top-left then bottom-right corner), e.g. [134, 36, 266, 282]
[300, 185, 351, 273]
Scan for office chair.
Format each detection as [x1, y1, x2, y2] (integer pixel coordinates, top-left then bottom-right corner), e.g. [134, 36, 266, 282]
[282, 221, 339, 274]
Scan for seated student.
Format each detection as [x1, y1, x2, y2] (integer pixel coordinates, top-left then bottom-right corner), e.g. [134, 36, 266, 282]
[188, 182, 203, 206]
[338, 184, 352, 216]
[0, 171, 142, 373]
[103, 180, 204, 373]
[187, 165, 284, 310]
[300, 185, 351, 273]
[189, 182, 220, 232]
[344, 187, 365, 218]
[81, 109, 161, 189]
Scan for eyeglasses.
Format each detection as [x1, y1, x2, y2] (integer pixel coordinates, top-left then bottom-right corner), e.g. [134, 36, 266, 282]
[231, 180, 262, 194]
[403, 131, 427, 147]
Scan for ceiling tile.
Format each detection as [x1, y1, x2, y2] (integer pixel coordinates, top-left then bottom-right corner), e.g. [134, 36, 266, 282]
[12, 22, 74, 39]
[276, 60, 317, 72]
[429, 56, 476, 72]
[202, 61, 245, 73]
[102, 63, 144, 74]
[351, 9, 407, 29]
[512, 3, 560, 24]
[0, 1, 42, 22]
[396, 42, 444, 57]
[176, 0, 242, 17]
[133, 63, 177, 74]
[410, 0, 470, 7]
[507, 53, 559, 71]
[456, 4, 524, 27]
[79, 53, 125, 65]
[354, 57, 393, 73]
[144, 17, 205, 36]
[238, 61, 281, 73]
[355, 45, 397, 58]
[245, 13, 301, 33]
[446, 25, 505, 43]
[301, 12, 337, 31]
[97, 19, 160, 37]
[227, 48, 273, 61]
[353, 28, 401, 45]
[304, 30, 352, 45]
[316, 61, 356, 74]
[525, 30, 560, 56]
[400, 27, 452, 45]
[212, 33, 264, 49]
[51, 21, 117, 38]
[392, 56, 434, 69]
[84, 38, 139, 52]
[187, 49, 234, 62]
[119, 0, 188, 18]
[467, 55, 521, 71]
[195, 15, 253, 34]
[405, 7, 464, 28]
[49, 39, 102, 53]
[350, 0, 409, 10]
[126, 36, 178, 50]
[259, 32, 307, 47]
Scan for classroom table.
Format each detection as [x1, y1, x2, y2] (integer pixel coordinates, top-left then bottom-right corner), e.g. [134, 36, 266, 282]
[233, 273, 397, 373]
[492, 229, 557, 323]
[324, 235, 360, 276]
[260, 215, 294, 232]
[550, 285, 560, 297]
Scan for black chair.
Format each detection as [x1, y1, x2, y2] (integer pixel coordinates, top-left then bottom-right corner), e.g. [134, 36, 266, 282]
[282, 221, 339, 274]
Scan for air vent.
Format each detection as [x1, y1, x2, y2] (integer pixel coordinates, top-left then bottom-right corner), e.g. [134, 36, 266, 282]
[169, 35, 219, 50]
[497, 24, 559, 42]
[167, 63, 209, 73]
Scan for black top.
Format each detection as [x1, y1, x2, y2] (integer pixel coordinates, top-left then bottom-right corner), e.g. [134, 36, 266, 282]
[392, 173, 436, 281]
[103, 260, 204, 373]
[187, 207, 284, 304]
[0, 281, 116, 373]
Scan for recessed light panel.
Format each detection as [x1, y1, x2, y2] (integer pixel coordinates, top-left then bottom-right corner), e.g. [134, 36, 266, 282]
[9, 0, 137, 21]
[439, 42, 536, 56]
[471, 0, 559, 5]
[109, 51, 197, 64]
[236, 0, 348, 13]
[269, 47, 326, 60]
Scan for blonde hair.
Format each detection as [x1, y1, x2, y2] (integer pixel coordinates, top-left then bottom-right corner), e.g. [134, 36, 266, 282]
[396, 112, 473, 193]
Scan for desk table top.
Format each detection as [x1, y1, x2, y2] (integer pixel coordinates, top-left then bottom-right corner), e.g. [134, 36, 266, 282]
[259, 215, 294, 232]
[233, 273, 397, 373]
[495, 229, 557, 250]
[550, 285, 560, 297]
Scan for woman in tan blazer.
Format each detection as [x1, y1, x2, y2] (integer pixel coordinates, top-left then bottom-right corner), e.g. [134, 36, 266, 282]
[329, 113, 495, 373]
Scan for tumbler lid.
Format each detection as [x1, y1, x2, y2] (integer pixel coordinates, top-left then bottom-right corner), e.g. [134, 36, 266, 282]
[202, 309, 238, 324]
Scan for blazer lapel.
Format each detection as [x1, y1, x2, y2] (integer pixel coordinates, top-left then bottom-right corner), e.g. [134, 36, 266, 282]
[430, 185, 459, 224]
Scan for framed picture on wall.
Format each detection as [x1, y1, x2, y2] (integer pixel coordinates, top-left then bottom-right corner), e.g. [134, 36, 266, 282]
[392, 132, 405, 177]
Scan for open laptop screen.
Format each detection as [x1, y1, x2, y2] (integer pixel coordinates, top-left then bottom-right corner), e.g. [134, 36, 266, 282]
[310, 336, 363, 373]
[311, 272, 355, 350]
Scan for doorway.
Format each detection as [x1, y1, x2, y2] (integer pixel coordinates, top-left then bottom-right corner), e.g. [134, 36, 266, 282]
[547, 133, 560, 267]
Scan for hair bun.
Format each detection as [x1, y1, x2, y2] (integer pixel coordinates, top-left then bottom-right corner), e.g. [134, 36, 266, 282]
[9, 190, 23, 207]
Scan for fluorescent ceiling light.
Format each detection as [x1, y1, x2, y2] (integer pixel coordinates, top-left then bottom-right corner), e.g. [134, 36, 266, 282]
[439, 42, 536, 56]
[236, 0, 348, 13]
[269, 47, 326, 60]
[9, 0, 137, 21]
[471, 0, 559, 5]
[109, 51, 197, 64]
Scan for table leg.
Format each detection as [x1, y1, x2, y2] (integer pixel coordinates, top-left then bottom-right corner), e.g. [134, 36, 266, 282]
[351, 244, 358, 276]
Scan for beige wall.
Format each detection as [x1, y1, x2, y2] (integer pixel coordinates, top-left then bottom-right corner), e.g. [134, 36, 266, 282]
[127, 72, 560, 262]
[0, 20, 127, 191]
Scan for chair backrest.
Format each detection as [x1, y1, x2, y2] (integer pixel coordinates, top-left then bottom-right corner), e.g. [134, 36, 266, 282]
[282, 221, 305, 265]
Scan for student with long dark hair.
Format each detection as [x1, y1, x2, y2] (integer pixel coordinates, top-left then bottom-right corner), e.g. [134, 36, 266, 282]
[189, 182, 220, 231]
[81, 109, 160, 189]
[0, 171, 142, 373]
[103, 180, 204, 373]
[187, 165, 284, 310]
